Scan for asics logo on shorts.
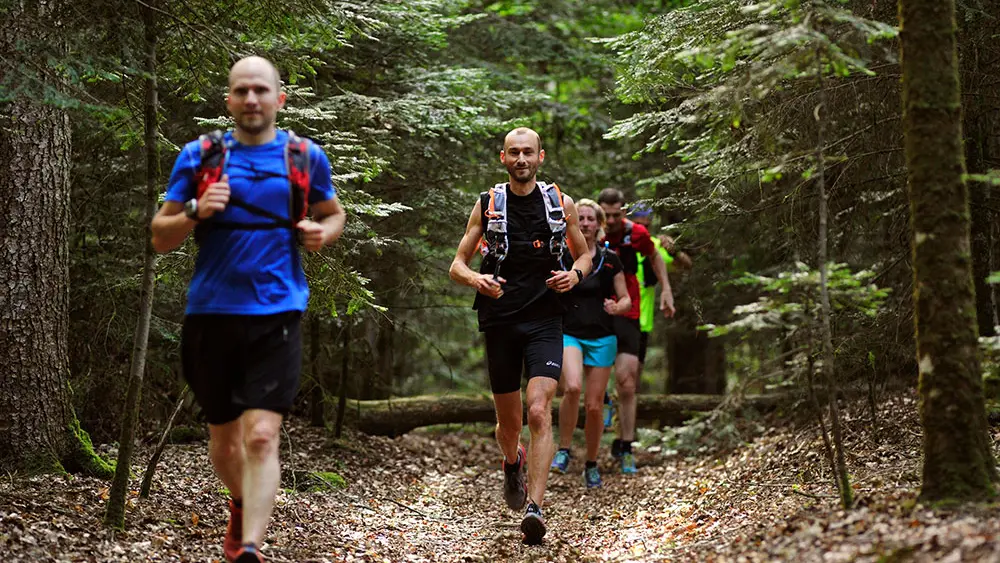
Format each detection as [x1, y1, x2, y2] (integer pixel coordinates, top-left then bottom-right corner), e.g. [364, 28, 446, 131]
[546, 361, 560, 368]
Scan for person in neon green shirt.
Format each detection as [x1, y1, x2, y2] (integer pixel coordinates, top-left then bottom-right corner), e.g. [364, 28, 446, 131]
[631, 206, 690, 376]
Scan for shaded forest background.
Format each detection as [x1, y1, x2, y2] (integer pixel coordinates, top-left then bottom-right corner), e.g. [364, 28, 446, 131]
[4, 0, 998, 447]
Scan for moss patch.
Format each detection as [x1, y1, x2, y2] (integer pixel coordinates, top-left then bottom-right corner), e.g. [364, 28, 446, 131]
[290, 470, 348, 492]
[63, 416, 115, 479]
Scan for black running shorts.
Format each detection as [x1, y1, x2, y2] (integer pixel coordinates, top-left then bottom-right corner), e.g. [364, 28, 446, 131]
[181, 311, 302, 425]
[613, 316, 642, 358]
[638, 330, 650, 364]
[483, 316, 563, 395]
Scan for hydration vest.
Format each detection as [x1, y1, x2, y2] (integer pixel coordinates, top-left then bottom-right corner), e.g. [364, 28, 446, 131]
[480, 181, 567, 277]
[194, 130, 311, 241]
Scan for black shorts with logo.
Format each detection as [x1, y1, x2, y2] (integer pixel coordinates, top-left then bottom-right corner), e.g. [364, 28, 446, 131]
[181, 311, 302, 425]
[613, 316, 642, 358]
[483, 316, 563, 395]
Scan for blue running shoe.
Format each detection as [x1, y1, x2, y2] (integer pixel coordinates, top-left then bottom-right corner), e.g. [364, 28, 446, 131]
[602, 392, 614, 428]
[584, 465, 602, 489]
[620, 452, 637, 474]
[550, 449, 570, 474]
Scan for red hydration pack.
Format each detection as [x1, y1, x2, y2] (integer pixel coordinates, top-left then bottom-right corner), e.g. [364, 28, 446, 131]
[194, 130, 311, 238]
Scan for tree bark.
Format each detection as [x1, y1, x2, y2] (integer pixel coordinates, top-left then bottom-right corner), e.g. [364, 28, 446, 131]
[815, 50, 853, 510]
[0, 0, 112, 477]
[105, 0, 159, 528]
[352, 393, 783, 437]
[667, 330, 726, 394]
[309, 316, 325, 427]
[899, 0, 999, 502]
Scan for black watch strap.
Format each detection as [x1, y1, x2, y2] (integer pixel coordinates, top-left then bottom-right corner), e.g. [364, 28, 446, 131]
[574, 268, 584, 283]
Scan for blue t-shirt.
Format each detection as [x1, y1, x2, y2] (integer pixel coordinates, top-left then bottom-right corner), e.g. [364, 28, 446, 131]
[165, 130, 336, 316]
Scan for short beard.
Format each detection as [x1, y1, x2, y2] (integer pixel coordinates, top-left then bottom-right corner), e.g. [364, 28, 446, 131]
[237, 116, 271, 135]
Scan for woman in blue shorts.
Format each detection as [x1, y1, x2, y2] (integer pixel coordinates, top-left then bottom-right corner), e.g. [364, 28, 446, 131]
[550, 199, 631, 488]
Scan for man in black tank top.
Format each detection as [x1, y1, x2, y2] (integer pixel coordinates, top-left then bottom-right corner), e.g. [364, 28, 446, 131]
[450, 127, 591, 545]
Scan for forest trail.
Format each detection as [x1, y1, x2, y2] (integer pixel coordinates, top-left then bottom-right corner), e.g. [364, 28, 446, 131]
[4, 392, 1000, 562]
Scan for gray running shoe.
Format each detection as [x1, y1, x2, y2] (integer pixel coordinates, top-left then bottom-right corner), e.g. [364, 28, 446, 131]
[521, 502, 546, 545]
[502, 443, 527, 510]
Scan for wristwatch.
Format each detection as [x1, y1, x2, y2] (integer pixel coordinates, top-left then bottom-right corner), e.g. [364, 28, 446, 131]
[574, 269, 584, 283]
[184, 198, 200, 222]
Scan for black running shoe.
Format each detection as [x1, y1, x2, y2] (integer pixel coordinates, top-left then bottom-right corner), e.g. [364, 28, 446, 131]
[502, 443, 528, 510]
[521, 502, 546, 545]
[610, 438, 624, 460]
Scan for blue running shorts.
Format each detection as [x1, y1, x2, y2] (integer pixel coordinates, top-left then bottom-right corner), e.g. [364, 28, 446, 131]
[563, 334, 617, 368]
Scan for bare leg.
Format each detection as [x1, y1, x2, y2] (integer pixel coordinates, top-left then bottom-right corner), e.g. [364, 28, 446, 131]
[558, 346, 584, 449]
[525, 376, 558, 505]
[492, 390, 523, 463]
[615, 353, 640, 443]
[208, 419, 245, 500]
[583, 366, 612, 461]
[240, 409, 283, 546]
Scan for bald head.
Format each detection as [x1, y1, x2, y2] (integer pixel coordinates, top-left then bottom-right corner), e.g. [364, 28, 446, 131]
[504, 127, 542, 152]
[229, 56, 282, 90]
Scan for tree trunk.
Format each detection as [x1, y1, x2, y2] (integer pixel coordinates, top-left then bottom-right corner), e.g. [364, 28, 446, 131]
[667, 330, 726, 394]
[960, 15, 997, 338]
[815, 50, 853, 510]
[899, 0, 998, 502]
[309, 316, 325, 427]
[0, 0, 112, 478]
[106, 1, 159, 528]
[352, 393, 783, 437]
[334, 321, 351, 438]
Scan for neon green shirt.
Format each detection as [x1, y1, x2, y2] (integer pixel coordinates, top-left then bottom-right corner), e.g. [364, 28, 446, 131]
[636, 237, 673, 333]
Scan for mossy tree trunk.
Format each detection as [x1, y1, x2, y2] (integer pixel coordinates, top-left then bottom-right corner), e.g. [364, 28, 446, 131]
[899, 0, 999, 502]
[0, 0, 113, 478]
[106, 0, 160, 528]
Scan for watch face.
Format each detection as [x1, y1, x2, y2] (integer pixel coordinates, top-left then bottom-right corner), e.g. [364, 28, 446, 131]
[185, 199, 197, 218]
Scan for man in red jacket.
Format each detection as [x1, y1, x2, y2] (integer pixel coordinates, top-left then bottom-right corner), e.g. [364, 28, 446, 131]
[597, 188, 674, 474]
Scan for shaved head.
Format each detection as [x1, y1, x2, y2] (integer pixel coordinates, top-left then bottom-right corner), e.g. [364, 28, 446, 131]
[229, 56, 282, 90]
[504, 127, 542, 152]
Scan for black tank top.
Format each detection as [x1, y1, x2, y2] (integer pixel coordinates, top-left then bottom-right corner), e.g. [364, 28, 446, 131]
[474, 185, 565, 330]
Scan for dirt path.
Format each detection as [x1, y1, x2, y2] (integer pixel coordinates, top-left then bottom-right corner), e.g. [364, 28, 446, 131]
[4, 392, 1000, 562]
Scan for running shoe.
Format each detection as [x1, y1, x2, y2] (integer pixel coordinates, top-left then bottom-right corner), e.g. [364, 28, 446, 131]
[620, 451, 637, 474]
[232, 544, 264, 563]
[502, 443, 528, 510]
[602, 392, 614, 428]
[584, 465, 602, 488]
[610, 438, 624, 460]
[520, 502, 546, 545]
[550, 449, 570, 474]
[223, 498, 243, 562]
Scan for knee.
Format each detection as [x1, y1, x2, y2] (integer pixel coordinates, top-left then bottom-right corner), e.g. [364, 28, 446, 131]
[584, 400, 603, 421]
[209, 434, 241, 463]
[617, 375, 637, 396]
[527, 402, 550, 433]
[562, 380, 582, 400]
[244, 422, 280, 459]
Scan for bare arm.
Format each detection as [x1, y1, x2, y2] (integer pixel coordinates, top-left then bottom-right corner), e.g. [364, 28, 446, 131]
[650, 250, 675, 318]
[151, 201, 196, 253]
[450, 199, 504, 298]
[604, 271, 633, 316]
[298, 196, 347, 251]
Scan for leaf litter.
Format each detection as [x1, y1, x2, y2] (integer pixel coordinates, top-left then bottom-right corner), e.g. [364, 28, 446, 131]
[2, 389, 1000, 562]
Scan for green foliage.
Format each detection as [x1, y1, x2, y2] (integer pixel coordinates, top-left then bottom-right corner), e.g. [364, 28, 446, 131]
[702, 262, 890, 338]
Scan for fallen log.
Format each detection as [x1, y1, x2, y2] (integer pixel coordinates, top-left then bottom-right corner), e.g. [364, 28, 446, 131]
[350, 393, 785, 437]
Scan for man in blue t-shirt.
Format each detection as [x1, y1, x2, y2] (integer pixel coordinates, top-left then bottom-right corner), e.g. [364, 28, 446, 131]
[151, 56, 345, 563]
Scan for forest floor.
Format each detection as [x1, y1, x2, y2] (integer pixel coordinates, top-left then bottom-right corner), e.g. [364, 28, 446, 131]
[4, 389, 1000, 562]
